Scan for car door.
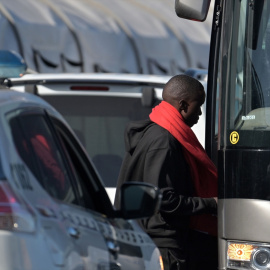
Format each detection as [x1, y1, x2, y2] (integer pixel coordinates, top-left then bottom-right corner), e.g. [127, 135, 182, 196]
[50, 114, 162, 270]
[49, 115, 123, 269]
[6, 107, 85, 269]
[7, 107, 111, 269]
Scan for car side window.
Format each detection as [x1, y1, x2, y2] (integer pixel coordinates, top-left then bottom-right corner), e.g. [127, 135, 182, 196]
[9, 112, 78, 205]
[51, 117, 113, 215]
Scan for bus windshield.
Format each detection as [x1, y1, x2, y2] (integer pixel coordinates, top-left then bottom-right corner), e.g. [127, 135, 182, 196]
[220, 0, 270, 148]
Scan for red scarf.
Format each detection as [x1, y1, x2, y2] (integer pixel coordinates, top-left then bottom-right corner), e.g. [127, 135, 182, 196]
[149, 101, 217, 236]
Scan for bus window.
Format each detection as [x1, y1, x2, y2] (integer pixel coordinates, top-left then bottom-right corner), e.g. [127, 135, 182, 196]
[221, 0, 270, 148]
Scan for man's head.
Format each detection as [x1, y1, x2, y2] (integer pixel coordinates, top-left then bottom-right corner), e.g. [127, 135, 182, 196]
[162, 74, 205, 127]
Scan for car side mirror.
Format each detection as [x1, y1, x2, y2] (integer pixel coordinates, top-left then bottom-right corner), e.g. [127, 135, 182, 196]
[120, 182, 162, 219]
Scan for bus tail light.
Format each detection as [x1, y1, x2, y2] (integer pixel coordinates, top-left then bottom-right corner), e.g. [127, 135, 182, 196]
[0, 181, 35, 233]
[227, 242, 270, 270]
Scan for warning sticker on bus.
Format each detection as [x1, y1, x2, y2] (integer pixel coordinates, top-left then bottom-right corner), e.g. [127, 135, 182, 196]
[230, 131, 239, 144]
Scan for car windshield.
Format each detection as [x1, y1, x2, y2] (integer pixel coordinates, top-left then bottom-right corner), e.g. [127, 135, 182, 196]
[42, 94, 160, 187]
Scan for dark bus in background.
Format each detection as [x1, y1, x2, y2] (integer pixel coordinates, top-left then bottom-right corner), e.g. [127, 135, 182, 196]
[175, 0, 270, 270]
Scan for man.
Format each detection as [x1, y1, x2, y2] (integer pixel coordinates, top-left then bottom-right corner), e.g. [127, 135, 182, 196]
[114, 74, 218, 270]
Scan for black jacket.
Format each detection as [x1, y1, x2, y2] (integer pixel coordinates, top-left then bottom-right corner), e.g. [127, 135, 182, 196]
[115, 119, 216, 248]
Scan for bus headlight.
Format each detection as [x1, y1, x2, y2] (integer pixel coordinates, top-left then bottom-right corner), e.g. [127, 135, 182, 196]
[227, 242, 270, 270]
[252, 248, 270, 269]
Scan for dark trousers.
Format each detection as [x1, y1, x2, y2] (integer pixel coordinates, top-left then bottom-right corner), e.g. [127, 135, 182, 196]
[159, 231, 218, 270]
[188, 230, 218, 270]
[159, 247, 188, 270]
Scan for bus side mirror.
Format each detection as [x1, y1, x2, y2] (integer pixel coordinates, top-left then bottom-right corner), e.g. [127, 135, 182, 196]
[175, 0, 211, 22]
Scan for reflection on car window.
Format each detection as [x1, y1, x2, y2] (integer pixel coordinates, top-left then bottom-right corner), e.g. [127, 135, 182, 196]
[54, 121, 96, 210]
[52, 117, 112, 214]
[10, 113, 77, 204]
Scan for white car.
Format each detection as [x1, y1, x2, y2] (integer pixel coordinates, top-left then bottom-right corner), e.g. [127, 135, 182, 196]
[9, 72, 207, 203]
[0, 51, 163, 270]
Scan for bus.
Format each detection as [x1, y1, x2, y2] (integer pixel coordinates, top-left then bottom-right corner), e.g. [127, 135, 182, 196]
[175, 1, 270, 270]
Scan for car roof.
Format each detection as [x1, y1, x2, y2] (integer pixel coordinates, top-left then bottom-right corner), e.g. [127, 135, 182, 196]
[8, 73, 173, 102]
[9, 73, 172, 87]
[0, 88, 64, 119]
[8, 73, 207, 100]
[0, 88, 41, 105]
[9, 72, 207, 88]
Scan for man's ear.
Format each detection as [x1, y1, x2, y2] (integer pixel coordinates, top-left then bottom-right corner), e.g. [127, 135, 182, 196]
[179, 100, 189, 112]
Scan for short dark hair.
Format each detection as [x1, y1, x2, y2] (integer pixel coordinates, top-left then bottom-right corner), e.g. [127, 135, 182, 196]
[162, 74, 205, 103]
